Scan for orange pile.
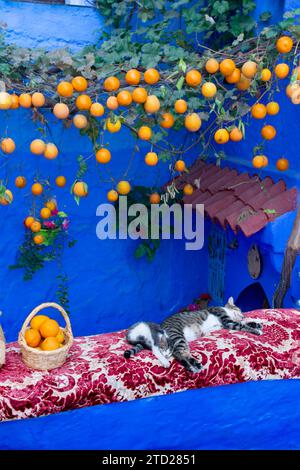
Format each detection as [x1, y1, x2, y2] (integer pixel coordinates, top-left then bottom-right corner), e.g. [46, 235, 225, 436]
[25, 314, 65, 351]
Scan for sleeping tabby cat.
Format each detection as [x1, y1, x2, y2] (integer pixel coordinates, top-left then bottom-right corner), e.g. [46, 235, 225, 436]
[124, 297, 262, 373]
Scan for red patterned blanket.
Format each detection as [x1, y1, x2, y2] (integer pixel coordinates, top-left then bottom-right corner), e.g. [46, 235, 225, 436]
[1, 309, 300, 422]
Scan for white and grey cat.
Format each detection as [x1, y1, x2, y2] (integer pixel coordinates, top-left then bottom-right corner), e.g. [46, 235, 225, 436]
[124, 297, 262, 373]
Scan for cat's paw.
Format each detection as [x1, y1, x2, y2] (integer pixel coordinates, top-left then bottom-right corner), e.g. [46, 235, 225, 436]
[246, 321, 262, 329]
[160, 359, 171, 368]
[189, 358, 202, 373]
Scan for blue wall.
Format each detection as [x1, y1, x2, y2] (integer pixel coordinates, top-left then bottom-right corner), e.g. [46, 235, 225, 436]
[0, 0, 299, 344]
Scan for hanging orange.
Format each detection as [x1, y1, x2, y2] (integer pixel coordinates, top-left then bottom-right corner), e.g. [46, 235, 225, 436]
[214, 129, 230, 144]
[266, 101, 280, 115]
[145, 152, 158, 166]
[73, 181, 88, 197]
[125, 69, 141, 85]
[53, 103, 69, 119]
[175, 160, 186, 172]
[32, 92, 45, 107]
[144, 95, 160, 114]
[44, 143, 58, 160]
[90, 102, 104, 117]
[96, 148, 111, 164]
[30, 139, 46, 155]
[19, 93, 32, 108]
[183, 184, 194, 196]
[31, 183, 43, 196]
[261, 125, 276, 140]
[107, 189, 118, 202]
[104, 76, 120, 92]
[226, 68, 241, 84]
[0, 92, 12, 110]
[24, 216, 35, 228]
[138, 126, 152, 141]
[1, 138, 15, 154]
[201, 82, 217, 97]
[261, 69, 272, 82]
[241, 61, 257, 79]
[56, 176, 66, 187]
[15, 176, 27, 188]
[106, 118, 121, 133]
[251, 103, 267, 119]
[132, 87, 148, 104]
[0, 189, 13, 205]
[276, 158, 289, 171]
[45, 200, 56, 212]
[252, 155, 268, 169]
[185, 70, 202, 87]
[30, 221, 42, 233]
[40, 207, 51, 219]
[144, 68, 160, 85]
[117, 90, 132, 106]
[117, 181, 131, 195]
[149, 193, 160, 204]
[185, 113, 201, 132]
[219, 58, 235, 77]
[73, 114, 88, 129]
[229, 127, 243, 142]
[236, 75, 251, 91]
[205, 58, 219, 74]
[57, 81, 73, 97]
[72, 76, 88, 92]
[160, 112, 174, 129]
[33, 234, 44, 245]
[174, 99, 187, 114]
[106, 96, 119, 110]
[274, 63, 290, 79]
[76, 94, 92, 110]
[276, 36, 293, 54]
[10, 94, 19, 109]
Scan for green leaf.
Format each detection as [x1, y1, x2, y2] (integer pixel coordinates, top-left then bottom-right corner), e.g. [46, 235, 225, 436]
[176, 76, 185, 90]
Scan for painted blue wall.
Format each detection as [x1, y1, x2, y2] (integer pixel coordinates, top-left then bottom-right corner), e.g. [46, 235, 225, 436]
[0, 0, 299, 346]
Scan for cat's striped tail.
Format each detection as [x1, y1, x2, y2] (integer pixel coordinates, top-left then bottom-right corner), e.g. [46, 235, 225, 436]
[124, 343, 144, 358]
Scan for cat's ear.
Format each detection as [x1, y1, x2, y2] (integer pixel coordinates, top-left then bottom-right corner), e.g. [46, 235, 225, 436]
[227, 296, 235, 306]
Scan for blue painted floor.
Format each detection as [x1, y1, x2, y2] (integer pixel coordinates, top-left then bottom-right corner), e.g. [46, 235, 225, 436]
[1, 379, 300, 450]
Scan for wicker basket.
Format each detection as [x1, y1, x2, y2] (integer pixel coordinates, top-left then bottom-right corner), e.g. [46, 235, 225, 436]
[0, 323, 5, 368]
[18, 302, 73, 371]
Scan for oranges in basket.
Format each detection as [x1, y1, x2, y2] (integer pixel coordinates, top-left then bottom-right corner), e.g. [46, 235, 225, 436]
[25, 314, 65, 351]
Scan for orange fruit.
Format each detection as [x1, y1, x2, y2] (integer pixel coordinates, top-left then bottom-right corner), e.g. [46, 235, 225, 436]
[96, 148, 111, 164]
[186, 69, 202, 87]
[39, 319, 60, 338]
[32, 92, 45, 107]
[132, 87, 148, 104]
[174, 99, 187, 114]
[185, 113, 201, 132]
[45, 200, 56, 211]
[205, 58, 219, 74]
[76, 94, 92, 110]
[144, 68, 160, 85]
[53, 102, 69, 119]
[145, 151, 158, 166]
[24, 216, 35, 229]
[144, 95, 160, 114]
[291, 87, 300, 104]
[107, 189, 118, 202]
[241, 61, 257, 79]
[251, 103, 267, 119]
[214, 128, 230, 144]
[15, 176, 27, 188]
[117, 90, 132, 106]
[175, 160, 186, 172]
[236, 74, 251, 91]
[226, 68, 241, 84]
[183, 184, 194, 196]
[44, 143, 59, 160]
[220, 58, 235, 77]
[57, 81, 73, 98]
[31, 183, 43, 196]
[276, 36, 293, 54]
[41, 337, 60, 351]
[30, 221, 42, 233]
[261, 125, 276, 140]
[33, 234, 44, 245]
[73, 114, 88, 129]
[1, 138, 15, 154]
[40, 207, 51, 219]
[252, 155, 268, 169]
[106, 96, 119, 110]
[117, 181, 131, 195]
[149, 193, 160, 204]
[229, 127, 243, 142]
[0, 189, 13, 205]
[125, 69, 141, 85]
[30, 315, 49, 330]
[266, 101, 280, 115]
[104, 76, 120, 92]
[25, 328, 41, 348]
[56, 175, 66, 187]
[276, 158, 289, 171]
[275, 63, 290, 79]
[106, 118, 121, 133]
[56, 329, 65, 344]
[293, 67, 300, 80]
[19, 93, 32, 108]
[30, 139, 46, 155]
[160, 112, 174, 129]
[286, 83, 297, 98]
[90, 102, 104, 117]
[10, 94, 19, 109]
[261, 68, 272, 82]
[73, 181, 88, 197]
[72, 76, 88, 92]
[201, 82, 217, 97]
[0, 92, 12, 110]
[138, 126, 152, 141]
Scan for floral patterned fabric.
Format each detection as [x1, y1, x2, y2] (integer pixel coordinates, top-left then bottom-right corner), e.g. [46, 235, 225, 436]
[0, 309, 300, 422]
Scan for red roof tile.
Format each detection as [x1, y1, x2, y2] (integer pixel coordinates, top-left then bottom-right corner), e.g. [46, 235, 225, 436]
[176, 161, 298, 237]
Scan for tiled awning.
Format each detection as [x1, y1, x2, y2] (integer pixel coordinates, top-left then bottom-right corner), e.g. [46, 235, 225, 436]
[169, 160, 298, 237]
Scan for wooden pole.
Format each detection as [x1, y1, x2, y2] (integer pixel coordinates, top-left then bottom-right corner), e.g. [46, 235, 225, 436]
[273, 204, 300, 308]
